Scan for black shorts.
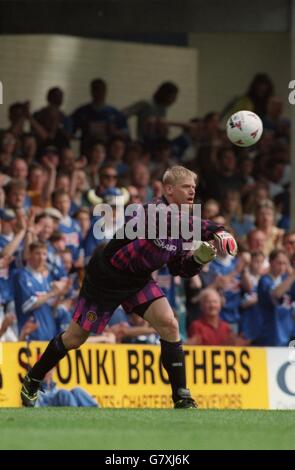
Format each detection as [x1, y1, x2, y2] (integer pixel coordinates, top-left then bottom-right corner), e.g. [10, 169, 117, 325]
[73, 247, 165, 334]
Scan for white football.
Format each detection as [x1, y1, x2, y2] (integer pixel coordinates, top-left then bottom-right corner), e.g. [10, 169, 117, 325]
[226, 110, 263, 147]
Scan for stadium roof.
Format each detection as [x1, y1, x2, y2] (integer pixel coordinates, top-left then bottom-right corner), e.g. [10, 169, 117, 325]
[0, 0, 290, 37]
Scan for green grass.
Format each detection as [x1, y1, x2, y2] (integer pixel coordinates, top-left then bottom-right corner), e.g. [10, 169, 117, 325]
[1, 408, 295, 450]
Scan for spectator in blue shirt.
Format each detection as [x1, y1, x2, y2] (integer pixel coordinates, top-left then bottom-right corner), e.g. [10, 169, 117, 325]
[36, 369, 98, 407]
[123, 81, 178, 142]
[52, 190, 82, 263]
[240, 251, 266, 343]
[257, 249, 295, 346]
[0, 208, 27, 295]
[221, 189, 254, 239]
[71, 78, 129, 151]
[13, 242, 70, 341]
[171, 118, 202, 162]
[83, 187, 125, 262]
[209, 253, 241, 331]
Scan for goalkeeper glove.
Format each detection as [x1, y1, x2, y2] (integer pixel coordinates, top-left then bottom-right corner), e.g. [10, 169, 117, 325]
[213, 231, 238, 257]
[193, 241, 217, 265]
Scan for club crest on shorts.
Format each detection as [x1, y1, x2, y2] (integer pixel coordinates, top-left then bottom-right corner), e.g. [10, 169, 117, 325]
[87, 311, 97, 322]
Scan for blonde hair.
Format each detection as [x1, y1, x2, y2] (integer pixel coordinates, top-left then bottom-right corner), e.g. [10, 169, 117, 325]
[162, 165, 197, 186]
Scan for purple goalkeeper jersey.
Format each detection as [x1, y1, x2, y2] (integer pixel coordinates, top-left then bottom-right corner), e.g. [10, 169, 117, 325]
[103, 197, 223, 278]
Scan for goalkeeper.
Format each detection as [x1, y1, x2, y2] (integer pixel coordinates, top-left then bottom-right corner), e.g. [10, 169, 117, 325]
[21, 166, 237, 409]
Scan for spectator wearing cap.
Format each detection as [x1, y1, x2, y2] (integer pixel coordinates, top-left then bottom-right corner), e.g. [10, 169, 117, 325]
[71, 78, 129, 152]
[13, 242, 70, 341]
[123, 81, 178, 142]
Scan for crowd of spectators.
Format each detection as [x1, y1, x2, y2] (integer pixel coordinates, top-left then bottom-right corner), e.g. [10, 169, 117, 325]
[0, 72, 293, 347]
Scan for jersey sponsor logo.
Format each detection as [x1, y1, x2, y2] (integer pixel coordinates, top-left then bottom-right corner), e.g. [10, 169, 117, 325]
[153, 239, 177, 252]
[87, 311, 97, 323]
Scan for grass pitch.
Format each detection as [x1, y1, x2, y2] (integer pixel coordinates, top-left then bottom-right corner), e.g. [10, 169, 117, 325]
[1, 408, 295, 450]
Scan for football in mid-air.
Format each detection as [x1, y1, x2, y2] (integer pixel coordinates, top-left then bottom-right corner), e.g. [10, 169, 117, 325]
[226, 110, 263, 147]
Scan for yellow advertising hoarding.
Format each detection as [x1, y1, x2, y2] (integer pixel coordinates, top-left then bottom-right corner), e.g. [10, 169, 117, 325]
[0, 342, 269, 409]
